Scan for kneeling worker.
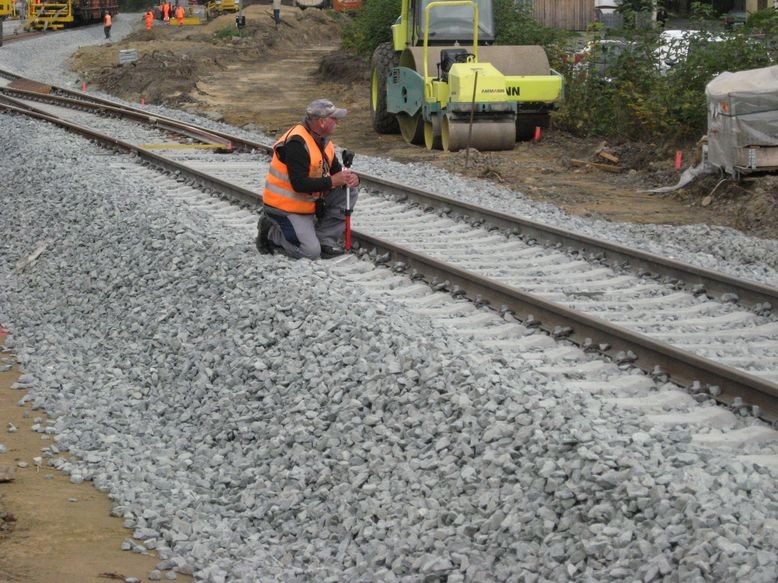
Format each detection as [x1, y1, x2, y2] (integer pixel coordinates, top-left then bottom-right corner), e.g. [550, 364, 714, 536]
[257, 99, 359, 259]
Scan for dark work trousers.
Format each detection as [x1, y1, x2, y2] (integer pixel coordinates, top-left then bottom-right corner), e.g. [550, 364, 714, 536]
[264, 186, 358, 260]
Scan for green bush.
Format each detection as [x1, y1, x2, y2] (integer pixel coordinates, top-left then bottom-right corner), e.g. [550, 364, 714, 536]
[492, 0, 572, 65]
[341, 0, 401, 56]
[341, 0, 569, 61]
[690, 1, 716, 22]
[744, 8, 778, 34]
[214, 25, 237, 39]
[555, 30, 776, 143]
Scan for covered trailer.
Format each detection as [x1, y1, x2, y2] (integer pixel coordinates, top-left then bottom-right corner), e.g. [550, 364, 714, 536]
[706, 65, 778, 177]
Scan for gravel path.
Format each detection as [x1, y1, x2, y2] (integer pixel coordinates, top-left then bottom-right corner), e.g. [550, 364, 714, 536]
[1, 21, 778, 583]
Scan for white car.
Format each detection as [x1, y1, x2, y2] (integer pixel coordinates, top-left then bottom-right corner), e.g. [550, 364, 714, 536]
[656, 29, 724, 74]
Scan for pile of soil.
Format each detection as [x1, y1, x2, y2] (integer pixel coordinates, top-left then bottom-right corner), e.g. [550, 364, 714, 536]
[70, 5, 350, 107]
[68, 5, 778, 240]
[680, 173, 778, 236]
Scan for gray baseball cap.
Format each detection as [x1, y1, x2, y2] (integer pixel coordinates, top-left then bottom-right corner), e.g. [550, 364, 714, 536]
[306, 99, 347, 119]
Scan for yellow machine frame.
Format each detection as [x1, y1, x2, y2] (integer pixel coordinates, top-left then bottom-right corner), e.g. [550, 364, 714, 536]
[27, 1, 76, 29]
[206, 0, 239, 17]
[0, 0, 18, 19]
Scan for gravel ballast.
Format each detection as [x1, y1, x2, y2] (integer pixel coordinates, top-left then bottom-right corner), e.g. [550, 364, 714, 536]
[1, 17, 776, 287]
[2, 21, 778, 583]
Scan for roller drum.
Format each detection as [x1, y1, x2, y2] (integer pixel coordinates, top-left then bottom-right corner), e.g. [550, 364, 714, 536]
[424, 116, 442, 150]
[441, 115, 515, 152]
[398, 112, 425, 145]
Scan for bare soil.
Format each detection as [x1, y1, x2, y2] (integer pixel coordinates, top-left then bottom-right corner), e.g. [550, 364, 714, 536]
[69, 4, 778, 240]
[0, 335, 192, 582]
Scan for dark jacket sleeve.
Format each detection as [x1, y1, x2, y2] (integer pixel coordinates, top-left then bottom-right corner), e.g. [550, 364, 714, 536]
[282, 138, 335, 194]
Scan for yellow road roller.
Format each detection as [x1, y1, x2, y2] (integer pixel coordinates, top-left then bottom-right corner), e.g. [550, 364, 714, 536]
[370, 0, 564, 151]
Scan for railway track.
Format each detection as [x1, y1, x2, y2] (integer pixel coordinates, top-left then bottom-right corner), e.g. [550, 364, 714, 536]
[0, 29, 45, 43]
[0, 22, 46, 45]
[2, 71, 778, 465]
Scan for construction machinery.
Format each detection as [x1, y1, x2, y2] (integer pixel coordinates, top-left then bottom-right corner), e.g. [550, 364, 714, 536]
[370, 0, 564, 151]
[205, 0, 240, 19]
[25, 0, 117, 30]
[0, 0, 18, 20]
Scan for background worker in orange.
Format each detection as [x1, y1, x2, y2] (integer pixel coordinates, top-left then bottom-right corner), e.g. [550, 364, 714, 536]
[174, 4, 184, 26]
[144, 9, 154, 30]
[102, 11, 112, 39]
[162, 1, 170, 21]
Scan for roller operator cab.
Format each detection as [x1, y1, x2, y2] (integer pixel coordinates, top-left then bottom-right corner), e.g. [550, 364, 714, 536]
[370, 0, 564, 151]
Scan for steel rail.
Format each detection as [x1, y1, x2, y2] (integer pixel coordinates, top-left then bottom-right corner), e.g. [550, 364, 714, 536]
[353, 175, 778, 309]
[0, 68, 23, 82]
[5, 86, 778, 422]
[0, 69, 271, 154]
[0, 87, 233, 149]
[0, 30, 45, 44]
[351, 231, 778, 423]
[0, 97, 263, 209]
[22, 73, 772, 309]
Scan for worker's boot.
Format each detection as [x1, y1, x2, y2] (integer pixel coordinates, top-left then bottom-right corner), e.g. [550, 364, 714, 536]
[255, 215, 274, 255]
[320, 244, 345, 259]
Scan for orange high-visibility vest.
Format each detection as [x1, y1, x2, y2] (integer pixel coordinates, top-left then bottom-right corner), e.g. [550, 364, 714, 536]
[175, 6, 184, 20]
[262, 124, 335, 214]
[103, 13, 111, 26]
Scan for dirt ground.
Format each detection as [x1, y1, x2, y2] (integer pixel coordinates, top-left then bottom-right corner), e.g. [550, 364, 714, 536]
[2, 6, 777, 581]
[0, 327, 194, 582]
[69, 4, 778, 240]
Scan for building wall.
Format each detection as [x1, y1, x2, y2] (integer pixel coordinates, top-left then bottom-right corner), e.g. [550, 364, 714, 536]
[528, 0, 774, 31]
[531, 0, 595, 30]
[735, 0, 770, 12]
[748, 0, 769, 11]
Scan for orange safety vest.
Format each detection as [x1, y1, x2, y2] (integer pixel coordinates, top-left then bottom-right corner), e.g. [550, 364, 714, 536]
[263, 124, 335, 214]
[103, 13, 111, 26]
[175, 6, 184, 19]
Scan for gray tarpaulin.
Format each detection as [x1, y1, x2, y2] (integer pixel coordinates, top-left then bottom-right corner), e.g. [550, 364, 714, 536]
[706, 65, 778, 175]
